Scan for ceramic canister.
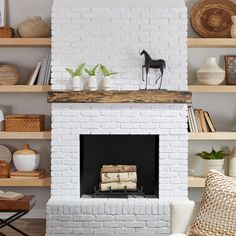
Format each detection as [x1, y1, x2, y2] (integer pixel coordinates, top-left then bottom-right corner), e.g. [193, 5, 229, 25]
[13, 144, 40, 171]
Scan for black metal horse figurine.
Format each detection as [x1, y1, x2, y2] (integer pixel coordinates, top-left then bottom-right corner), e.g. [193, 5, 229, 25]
[140, 50, 166, 90]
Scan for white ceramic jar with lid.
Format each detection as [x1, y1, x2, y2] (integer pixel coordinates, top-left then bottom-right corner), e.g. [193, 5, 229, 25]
[13, 144, 40, 171]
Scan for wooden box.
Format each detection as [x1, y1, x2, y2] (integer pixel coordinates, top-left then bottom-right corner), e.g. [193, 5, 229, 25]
[5, 115, 45, 132]
[0, 27, 15, 38]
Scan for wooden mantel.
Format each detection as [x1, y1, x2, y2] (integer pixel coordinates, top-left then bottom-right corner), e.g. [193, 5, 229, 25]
[48, 90, 192, 104]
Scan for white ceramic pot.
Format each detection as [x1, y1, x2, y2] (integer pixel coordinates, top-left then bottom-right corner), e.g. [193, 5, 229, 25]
[72, 76, 82, 91]
[197, 58, 225, 85]
[13, 144, 40, 171]
[103, 76, 112, 91]
[203, 159, 224, 177]
[231, 16, 236, 38]
[229, 148, 236, 177]
[88, 76, 97, 91]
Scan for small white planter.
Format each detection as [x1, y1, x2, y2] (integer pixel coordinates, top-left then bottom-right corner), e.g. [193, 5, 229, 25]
[203, 159, 224, 177]
[72, 76, 82, 91]
[88, 76, 97, 91]
[103, 76, 112, 91]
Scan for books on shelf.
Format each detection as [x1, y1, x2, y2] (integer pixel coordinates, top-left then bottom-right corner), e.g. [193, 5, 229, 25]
[10, 169, 45, 179]
[27, 52, 51, 86]
[188, 106, 216, 133]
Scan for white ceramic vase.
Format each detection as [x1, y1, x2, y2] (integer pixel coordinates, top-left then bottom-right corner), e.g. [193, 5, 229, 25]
[231, 16, 236, 38]
[72, 76, 82, 91]
[13, 144, 40, 171]
[88, 76, 97, 91]
[197, 58, 225, 85]
[229, 148, 236, 177]
[103, 76, 112, 91]
[203, 159, 224, 177]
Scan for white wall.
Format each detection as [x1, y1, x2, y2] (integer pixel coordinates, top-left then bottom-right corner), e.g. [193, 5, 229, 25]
[186, 0, 236, 201]
[0, 0, 53, 218]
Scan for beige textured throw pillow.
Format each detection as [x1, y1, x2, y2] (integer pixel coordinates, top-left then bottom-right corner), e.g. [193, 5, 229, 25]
[187, 170, 236, 236]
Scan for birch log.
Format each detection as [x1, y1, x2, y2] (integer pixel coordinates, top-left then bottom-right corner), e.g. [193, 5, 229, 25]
[101, 165, 136, 173]
[100, 181, 137, 191]
[101, 172, 137, 183]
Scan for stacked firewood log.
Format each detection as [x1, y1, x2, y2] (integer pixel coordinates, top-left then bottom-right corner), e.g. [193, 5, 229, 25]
[100, 165, 137, 191]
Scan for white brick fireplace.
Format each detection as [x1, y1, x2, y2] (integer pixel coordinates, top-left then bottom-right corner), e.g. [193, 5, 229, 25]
[47, 0, 188, 235]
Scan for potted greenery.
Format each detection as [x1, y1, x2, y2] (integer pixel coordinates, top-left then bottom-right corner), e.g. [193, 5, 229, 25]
[196, 148, 228, 176]
[99, 64, 117, 91]
[66, 63, 85, 91]
[85, 64, 99, 91]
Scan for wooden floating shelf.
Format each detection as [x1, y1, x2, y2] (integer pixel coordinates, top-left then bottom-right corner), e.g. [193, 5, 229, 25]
[0, 177, 51, 187]
[188, 85, 236, 93]
[188, 38, 236, 48]
[189, 176, 236, 188]
[188, 132, 236, 140]
[0, 131, 51, 140]
[0, 85, 51, 93]
[0, 38, 51, 47]
[48, 90, 192, 104]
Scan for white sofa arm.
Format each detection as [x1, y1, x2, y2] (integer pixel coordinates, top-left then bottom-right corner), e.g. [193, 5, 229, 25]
[170, 201, 199, 235]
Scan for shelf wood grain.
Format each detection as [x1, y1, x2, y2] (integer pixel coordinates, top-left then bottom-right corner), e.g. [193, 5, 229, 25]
[0, 85, 51, 93]
[189, 176, 236, 188]
[0, 177, 51, 187]
[0, 131, 51, 140]
[188, 38, 236, 48]
[0, 38, 51, 47]
[188, 132, 236, 140]
[188, 85, 236, 93]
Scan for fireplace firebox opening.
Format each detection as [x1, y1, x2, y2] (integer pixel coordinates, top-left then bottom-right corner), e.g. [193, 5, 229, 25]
[80, 135, 159, 198]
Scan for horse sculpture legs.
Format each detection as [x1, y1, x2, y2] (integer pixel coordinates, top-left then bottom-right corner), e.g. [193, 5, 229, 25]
[142, 65, 149, 90]
[142, 65, 164, 90]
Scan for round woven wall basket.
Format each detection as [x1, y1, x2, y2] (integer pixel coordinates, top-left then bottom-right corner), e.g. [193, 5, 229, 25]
[190, 0, 236, 38]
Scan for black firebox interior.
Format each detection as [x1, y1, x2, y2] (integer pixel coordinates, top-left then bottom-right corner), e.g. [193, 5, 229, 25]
[80, 135, 159, 198]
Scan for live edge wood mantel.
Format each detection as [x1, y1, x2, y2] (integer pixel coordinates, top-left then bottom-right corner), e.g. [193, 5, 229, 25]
[48, 90, 192, 104]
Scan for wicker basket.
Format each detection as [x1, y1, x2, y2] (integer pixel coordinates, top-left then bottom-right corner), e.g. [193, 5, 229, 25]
[0, 27, 15, 38]
[5, 115, 45, 132]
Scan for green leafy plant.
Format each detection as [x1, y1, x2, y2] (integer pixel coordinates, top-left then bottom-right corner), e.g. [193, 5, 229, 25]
[196, 148, 228, 160]
[85, 64, 99, 76]
[66, 63, 86, 78]
[99, 64, 118, 77]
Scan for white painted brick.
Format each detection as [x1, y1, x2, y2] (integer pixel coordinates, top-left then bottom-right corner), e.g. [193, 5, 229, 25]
[48, 1, 188, 235]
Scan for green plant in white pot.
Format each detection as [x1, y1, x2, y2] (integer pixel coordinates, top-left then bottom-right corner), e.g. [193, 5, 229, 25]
[100, 64, 117, 91]
[85, 64, 99, 91]
[66, 63, 85, 91]
[196, 149, 228, 177]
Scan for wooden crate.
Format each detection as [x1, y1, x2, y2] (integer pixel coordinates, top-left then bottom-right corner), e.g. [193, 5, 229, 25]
[5, 115, 45, 132]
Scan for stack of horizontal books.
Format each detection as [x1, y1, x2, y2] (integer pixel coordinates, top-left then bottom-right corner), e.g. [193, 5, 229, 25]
[188, 106, 216, 133]
[10, 169, 45, 179]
